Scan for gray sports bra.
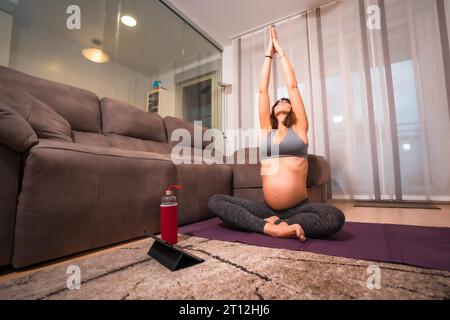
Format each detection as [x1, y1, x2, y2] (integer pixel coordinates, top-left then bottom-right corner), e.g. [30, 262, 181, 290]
[260, 127, 308, 160]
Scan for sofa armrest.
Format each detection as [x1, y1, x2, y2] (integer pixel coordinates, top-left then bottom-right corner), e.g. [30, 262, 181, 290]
[306, 154, 330, 187]
[0, 102, 38, 152]
[227, 148, 261, 188]
[0, 143, 22, 266]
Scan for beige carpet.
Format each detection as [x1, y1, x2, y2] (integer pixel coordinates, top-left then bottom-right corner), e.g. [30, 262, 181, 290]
[1, 234, 449, 300]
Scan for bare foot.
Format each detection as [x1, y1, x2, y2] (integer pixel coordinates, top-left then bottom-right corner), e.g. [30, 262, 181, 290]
[277, 224, 306, 242]
[264, 223, 306, 242]
[264, 216, 280, 224]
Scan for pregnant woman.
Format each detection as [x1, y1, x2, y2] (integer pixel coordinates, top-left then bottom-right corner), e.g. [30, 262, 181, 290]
[208, 26, 345, 241]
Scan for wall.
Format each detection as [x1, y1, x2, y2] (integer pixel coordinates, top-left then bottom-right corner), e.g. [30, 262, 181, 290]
[0, 11, 13, 66]
[220, 43, 240, 156]
[9, 21, 225, 120]
[9, 24, 153, 111]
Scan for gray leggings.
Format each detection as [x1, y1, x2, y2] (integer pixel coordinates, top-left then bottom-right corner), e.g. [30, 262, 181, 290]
[207, 194, 345, 238]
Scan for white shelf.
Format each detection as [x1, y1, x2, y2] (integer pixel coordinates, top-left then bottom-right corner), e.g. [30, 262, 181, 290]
[147, 87, 168, 114]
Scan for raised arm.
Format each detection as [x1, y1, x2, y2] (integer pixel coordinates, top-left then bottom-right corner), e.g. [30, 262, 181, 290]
[271, 27, 308, 133]
[258, 26, 275, 131]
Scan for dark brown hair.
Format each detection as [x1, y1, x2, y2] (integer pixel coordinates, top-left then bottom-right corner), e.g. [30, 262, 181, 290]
[270, 98, 297, 129]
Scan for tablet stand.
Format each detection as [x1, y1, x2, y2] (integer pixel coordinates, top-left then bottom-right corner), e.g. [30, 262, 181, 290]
[144, 231, 205, 271]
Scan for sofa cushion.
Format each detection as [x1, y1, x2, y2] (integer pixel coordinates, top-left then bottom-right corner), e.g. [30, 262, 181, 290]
[101, 97, 167, 143]
[0, 102, 38, 152]
[0, 84, 73, 142]
[0, 66, 101, 133]
[163, 116, 213, 149]
[169, 146, 226, 164]
[73, 131, 112, 148]
[28, 139, 172, 162]
[106, 134, 171, 154]
[26, 96, 74, 142]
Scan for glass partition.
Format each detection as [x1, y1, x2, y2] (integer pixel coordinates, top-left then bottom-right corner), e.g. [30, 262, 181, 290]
[0, 0, 222, 128]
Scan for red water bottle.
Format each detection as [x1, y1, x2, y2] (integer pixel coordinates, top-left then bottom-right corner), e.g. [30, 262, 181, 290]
[160, 184, 182, 244]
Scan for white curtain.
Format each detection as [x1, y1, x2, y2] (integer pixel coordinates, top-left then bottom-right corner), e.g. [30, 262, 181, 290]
[232, 0, 450, 201]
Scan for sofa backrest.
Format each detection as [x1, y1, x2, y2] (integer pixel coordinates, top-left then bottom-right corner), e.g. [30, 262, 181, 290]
[100, 97, 167, 142]
[0, 66, 101, 133]
[99, 97, 171, 154]
[163, 116, 213, 149]
[0, 66, 213, 154]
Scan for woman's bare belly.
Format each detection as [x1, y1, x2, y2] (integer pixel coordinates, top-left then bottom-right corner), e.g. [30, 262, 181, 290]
[261, 157, 308, 210]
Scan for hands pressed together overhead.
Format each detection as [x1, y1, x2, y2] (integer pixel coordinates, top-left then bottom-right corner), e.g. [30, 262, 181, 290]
[266, 25, 285, 58]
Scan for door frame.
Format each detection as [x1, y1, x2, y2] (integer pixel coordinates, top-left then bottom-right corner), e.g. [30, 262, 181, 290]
[175, 71, 221, 129]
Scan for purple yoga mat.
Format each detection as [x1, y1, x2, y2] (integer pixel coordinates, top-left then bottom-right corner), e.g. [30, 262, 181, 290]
[178, 217, 450, 272]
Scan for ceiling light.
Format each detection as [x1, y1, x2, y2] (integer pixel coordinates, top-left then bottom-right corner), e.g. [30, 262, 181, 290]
[82, 48, 110, 63]
[121, 15, 137, 27]
[82, 38, 109, 63]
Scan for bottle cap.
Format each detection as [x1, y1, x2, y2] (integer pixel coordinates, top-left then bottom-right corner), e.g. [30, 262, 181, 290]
[165, 184, 182, 196]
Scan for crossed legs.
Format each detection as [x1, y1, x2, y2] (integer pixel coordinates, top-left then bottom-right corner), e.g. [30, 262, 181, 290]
[207, 194, 275, 233]
[274, 202, 345, 238]
[207, 194, 345, 240]
[207, 194, 305, 240]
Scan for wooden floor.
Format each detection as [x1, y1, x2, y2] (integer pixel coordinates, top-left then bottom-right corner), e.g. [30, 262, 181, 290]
[334, 201, 450, 228]
[1, 200, 449, 283]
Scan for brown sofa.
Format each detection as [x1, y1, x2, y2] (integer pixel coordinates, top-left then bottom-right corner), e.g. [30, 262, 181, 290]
[0, 66, 330, 268]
